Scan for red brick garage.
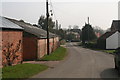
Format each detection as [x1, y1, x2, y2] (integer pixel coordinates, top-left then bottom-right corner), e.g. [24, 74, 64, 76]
[8, 19, 46, 60]
[8, 18, 60, 60]
[0, 17, 23, 66]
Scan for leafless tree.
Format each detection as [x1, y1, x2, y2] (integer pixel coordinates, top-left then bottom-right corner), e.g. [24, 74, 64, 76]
[2, 40, 22, 66]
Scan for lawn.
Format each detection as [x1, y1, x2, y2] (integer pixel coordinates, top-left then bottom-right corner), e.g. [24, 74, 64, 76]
[40, 47, 67, 61]
[2, 63, 48, 80]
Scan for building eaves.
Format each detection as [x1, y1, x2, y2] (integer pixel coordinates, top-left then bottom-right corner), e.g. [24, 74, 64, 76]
[0, 16, 23, 30]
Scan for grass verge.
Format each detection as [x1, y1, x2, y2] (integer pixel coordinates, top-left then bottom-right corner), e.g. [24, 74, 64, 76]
[40, 47, 67, 61]
[2, 63, 48, 80]
[79, 42, 116, 54]
[101, 50, 116, 54]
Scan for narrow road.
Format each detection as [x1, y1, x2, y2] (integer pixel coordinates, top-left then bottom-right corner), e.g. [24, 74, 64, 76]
[32, 42, 119, 78]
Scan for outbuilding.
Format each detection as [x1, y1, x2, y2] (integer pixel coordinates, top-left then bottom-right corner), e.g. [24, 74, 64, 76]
[0, 17, 23, 66]
[106, 31, 120, 49]
[8, 18, 59, 60]
[97, 31, 120, 49]
[97, 20, 120, 49]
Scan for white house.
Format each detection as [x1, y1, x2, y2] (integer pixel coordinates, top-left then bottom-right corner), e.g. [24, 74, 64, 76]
[98, 20, 120, 49]
[106, 31, 120, 49]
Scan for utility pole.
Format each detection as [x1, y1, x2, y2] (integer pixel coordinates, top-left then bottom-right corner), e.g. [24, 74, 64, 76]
[46, 0, 49, 55]
[56, 20, 58, 30]
[87, 17, 90, 41]
[88, 17, 89, 24]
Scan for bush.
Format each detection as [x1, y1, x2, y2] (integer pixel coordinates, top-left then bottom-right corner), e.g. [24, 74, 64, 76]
[115, 47, 120, 54]
[60, 40, 66, 45]
[83, 42, 97, 49]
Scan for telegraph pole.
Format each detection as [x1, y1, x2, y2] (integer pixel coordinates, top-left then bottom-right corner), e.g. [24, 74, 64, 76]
[88, 17, 89, 24]
[46, 0, 50, 55]
[87, 17, 90, 41]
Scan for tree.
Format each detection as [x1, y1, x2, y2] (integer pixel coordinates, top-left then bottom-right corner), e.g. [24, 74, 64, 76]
[66, 33, 76, 41]
[38, 15, 55, 31]
[106, 28, 111, 32]
[68, 25, 72, 30]
[56, 29, 67, 39]
[73, 25, 79, 29]
[93, 26, 105, 35]
[81, 23, 97, 44]
[59, 24, 61, 30]
[38, 15, 45, 28]
[2, 40, 22, 66]
[56, 20, 59, 30]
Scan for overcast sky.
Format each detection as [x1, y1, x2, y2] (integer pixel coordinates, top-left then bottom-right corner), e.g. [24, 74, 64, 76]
[1, 0, 119, 30]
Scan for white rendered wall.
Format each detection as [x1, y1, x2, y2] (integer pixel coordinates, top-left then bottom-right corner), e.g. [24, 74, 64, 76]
[118, 32, 120, 48]
[106, 31, 119, 49]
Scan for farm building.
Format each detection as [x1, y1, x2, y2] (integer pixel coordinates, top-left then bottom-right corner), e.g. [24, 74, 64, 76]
[111, 20, 120, 31]
[97, 31, 120, 49]
[106, 31, 120, 49]
[0, 16, 23, 66]
[7, 17, 59, 60]
[97, 20, 120, 49]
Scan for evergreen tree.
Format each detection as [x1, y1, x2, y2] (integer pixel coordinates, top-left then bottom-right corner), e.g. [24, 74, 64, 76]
[81, 23, 97, 44]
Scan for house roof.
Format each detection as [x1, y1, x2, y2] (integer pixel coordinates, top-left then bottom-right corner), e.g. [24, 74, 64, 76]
[111, 20, 120, 31]
[0, 16, 23, 30]
[98, 31, 120, 40]
[98, 32, 114, 40]
[6, 17, 57, 38]
[70, 29, 81, 34]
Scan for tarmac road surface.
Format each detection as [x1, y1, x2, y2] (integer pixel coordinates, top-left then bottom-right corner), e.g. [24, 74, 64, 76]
[31, 42, 119, 78]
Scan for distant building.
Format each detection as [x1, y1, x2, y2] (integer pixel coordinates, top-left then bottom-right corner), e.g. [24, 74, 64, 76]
[95, 32, 101, 38]
[111, 20, 120, 31]
[68, 29, 81, 41]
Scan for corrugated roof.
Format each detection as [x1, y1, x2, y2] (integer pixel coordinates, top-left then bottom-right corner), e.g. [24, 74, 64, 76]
[6, 17, 57, 38]
[0, 16, 23, 30]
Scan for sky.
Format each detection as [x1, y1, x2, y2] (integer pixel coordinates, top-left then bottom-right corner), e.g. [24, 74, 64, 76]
[1, 0, 119, 30]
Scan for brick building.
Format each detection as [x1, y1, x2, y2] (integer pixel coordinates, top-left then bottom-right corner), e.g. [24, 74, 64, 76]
[0, 17, 23, 66]
[7, 18, 59, 60]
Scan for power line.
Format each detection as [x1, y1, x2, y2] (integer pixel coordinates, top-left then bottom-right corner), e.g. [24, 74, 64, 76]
[49, 0, 57, 21]
[49, 0, 62, 30]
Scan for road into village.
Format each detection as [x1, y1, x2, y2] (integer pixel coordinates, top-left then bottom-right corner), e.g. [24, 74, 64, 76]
[32, 42, 119, 78]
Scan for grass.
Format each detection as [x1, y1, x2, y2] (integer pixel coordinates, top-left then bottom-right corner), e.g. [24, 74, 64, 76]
[79, 42, 116, 54]
[2, 63, 48, 80]
[40, 47, 67, 61]
[79, 42, 98, 50]
[102, 50, 116, 54]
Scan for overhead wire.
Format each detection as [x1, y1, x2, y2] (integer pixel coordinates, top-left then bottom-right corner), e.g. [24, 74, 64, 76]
[49, 0, 57, 21]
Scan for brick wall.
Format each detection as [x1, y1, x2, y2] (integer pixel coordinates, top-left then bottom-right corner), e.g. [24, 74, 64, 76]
[0, 30, 23, 66]
[53, 37, 59, 50]
[49, 38, 54, 53]
[1, 31, 60, 63]
[37, 37, 59, 59]
[38, 39, 47, 59]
